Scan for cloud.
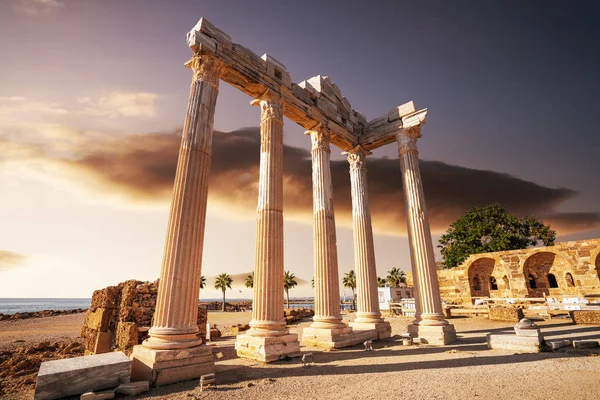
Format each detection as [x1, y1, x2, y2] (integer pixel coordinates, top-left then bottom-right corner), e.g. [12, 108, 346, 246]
[2, 126, 599, 236]
[0, 251, 26, 272]
[13, 0, 64, 15]
[79, 93, 159, 118]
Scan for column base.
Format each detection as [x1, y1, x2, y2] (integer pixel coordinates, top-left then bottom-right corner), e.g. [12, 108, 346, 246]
[130, 344, 213, 387]
[350, 320, 392, 339]
[407, 323, 457, 345]
[235, 333, 300, 362]
[302, 326, 379, 349]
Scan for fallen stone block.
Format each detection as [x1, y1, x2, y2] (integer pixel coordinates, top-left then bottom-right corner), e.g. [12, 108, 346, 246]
[570, 310, 600, 325]
[547, 339, 571, 350]
[115, 381, 150, 396]
[573, 340, 600, 349]
[489, 307, 524, 322]
[80, 390, 115, 400]
[34, 352, 130, 400]
[487, 333, 542, 353]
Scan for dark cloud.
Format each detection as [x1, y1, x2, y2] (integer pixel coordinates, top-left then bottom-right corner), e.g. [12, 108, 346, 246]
[4, 127, 599, 236]
[0, 250, 26, 272]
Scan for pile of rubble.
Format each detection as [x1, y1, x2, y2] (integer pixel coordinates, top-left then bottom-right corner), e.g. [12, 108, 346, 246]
[0, 340, 84, 395]
[81, 279, 207, 355]
[0, 309, 86, 321]
[284, 308, 315, 324]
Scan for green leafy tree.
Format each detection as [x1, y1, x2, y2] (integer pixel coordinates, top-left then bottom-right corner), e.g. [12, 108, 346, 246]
[200, 275, 206, 289]
[283, 271, 298, 309]
[377, 277, 387, 287]
[438, 203, 556, 269]
[386, 268, 406, 287]
[244, 273, 253, 289]
[214, 273, 233, 312]
[342, 270, 357, 311]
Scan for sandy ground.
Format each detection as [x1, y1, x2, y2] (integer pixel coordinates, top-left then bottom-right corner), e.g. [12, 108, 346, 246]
[1, 313, 599, 400]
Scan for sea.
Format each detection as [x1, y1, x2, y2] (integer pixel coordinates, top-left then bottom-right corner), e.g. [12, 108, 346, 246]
[0, 298, 92, 315]
[0, 298, 352, 315]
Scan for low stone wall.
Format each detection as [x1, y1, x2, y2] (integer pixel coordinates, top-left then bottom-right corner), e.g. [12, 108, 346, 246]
[489, 306, 525, 322]
[81, 279, 207, 355]
[570, 310, 600, 325]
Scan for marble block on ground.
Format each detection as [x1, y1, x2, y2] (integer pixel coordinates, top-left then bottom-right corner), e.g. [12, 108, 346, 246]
[514, 328, 542, 338]
[350, 321, 392, 340]
[131, 344, 213, 387]
[407, 323, 457, 345]
[487, 333, 542, 352]
[235, 333, 300, 362]
[547, 339, 571, 350]
[34, 351, 130, 400]
[301, 326, 377, 349]
[573, 340, 599, 349]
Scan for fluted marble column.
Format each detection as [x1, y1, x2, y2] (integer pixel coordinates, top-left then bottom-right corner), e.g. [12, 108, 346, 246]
[144, 54, 221, 350]
[247, 91, 288, 337]
[398, 128, 455, 344]
[346, 148, 385, 325]
[307, 126, 346, 330]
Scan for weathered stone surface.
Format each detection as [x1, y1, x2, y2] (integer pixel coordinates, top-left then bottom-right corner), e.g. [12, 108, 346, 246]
[570, 310, 600, 325]
[34, 352, 130, 400]
[489, 307, 524, 322]
[547, 339, 571, 350]
[486, 333, 542, 352]
[130, 345, 213, 387]
[235, 334, 301, 362]
[114, 381, 149, 396]
[116, 322, 138, 352]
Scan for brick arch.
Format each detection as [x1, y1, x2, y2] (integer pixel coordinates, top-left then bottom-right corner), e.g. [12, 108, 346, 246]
[466, 255, 511, 298]
[521, 250, 575, 297]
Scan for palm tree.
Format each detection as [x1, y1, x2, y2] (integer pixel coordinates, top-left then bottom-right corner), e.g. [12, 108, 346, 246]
[283, 271, 298, 309]
[387, 267, 407, 287]
[245, 273, 253, 289]
[200, 275, 206, 289]
[311, 277, 315, 288]
[214, 273, 233, 312]
[377, 277, 387, 287]
[342, 270, 357, 311]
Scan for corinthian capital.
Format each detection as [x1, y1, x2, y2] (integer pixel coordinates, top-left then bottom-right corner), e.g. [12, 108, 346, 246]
[397, 133, 418, 156]
[344, 146, 371, 171]
[184, 53, 221, 85]
[306, 124, 331, 152]
[251, 91, 284, 124]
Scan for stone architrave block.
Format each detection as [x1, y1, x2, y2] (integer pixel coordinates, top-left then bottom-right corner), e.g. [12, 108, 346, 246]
[570, 310, 600, 325]
[489, 307, 524, 322]
[34, 352, 130, 400]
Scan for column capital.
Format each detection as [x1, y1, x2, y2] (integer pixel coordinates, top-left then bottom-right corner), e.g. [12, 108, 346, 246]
[184, 53, 222, 86]
[251, 90, 284, 123]
[305, 123, 332, 152]
[397, 133, 419, 156]
[343, 145, 371, 171]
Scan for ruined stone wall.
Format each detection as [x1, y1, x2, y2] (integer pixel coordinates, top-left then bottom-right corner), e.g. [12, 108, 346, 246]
[81, 279, 207, 355]
[435, 238, 600, 303]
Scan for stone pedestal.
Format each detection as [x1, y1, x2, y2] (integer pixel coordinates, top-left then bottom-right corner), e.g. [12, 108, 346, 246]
[302, 326, 378, 349]
[345, 148, 391, 338]
[130, 345, 213, 387]
[235, 333, 300, 362]
[397, 127, 456, 344]
[235, 89, 299, 361]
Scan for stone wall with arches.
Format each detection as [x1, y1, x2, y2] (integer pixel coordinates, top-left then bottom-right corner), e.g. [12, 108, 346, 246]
[433, 238, 600, 304]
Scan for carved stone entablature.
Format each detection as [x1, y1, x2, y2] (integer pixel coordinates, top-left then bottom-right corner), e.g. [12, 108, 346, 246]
[185, 53, 222, 86]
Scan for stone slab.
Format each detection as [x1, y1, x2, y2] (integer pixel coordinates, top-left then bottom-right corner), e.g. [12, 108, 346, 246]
[570, 310, 600, 325]
[547, 339, 571, 350]
[514, 328, 542, 338]
[235, 333, 300, 362]
[487, 333, 542, 352]
[407, 323, 457, 345]
[115, 381, 150, 396]
[130, 345, 214, 387]
[489, 307, 524, 322]
[35, 352, 130, 400]
[350, 321, 392, 339]
[573, 340, 600, 349]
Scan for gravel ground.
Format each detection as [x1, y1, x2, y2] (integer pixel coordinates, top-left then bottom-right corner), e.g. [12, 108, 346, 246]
[2, 313, 599, 400]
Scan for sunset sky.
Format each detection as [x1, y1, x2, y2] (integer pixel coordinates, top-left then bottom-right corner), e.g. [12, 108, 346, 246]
[1, 0, 599, 299]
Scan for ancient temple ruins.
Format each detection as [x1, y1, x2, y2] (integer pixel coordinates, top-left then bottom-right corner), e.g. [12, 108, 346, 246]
[130, 18, 456, 386]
